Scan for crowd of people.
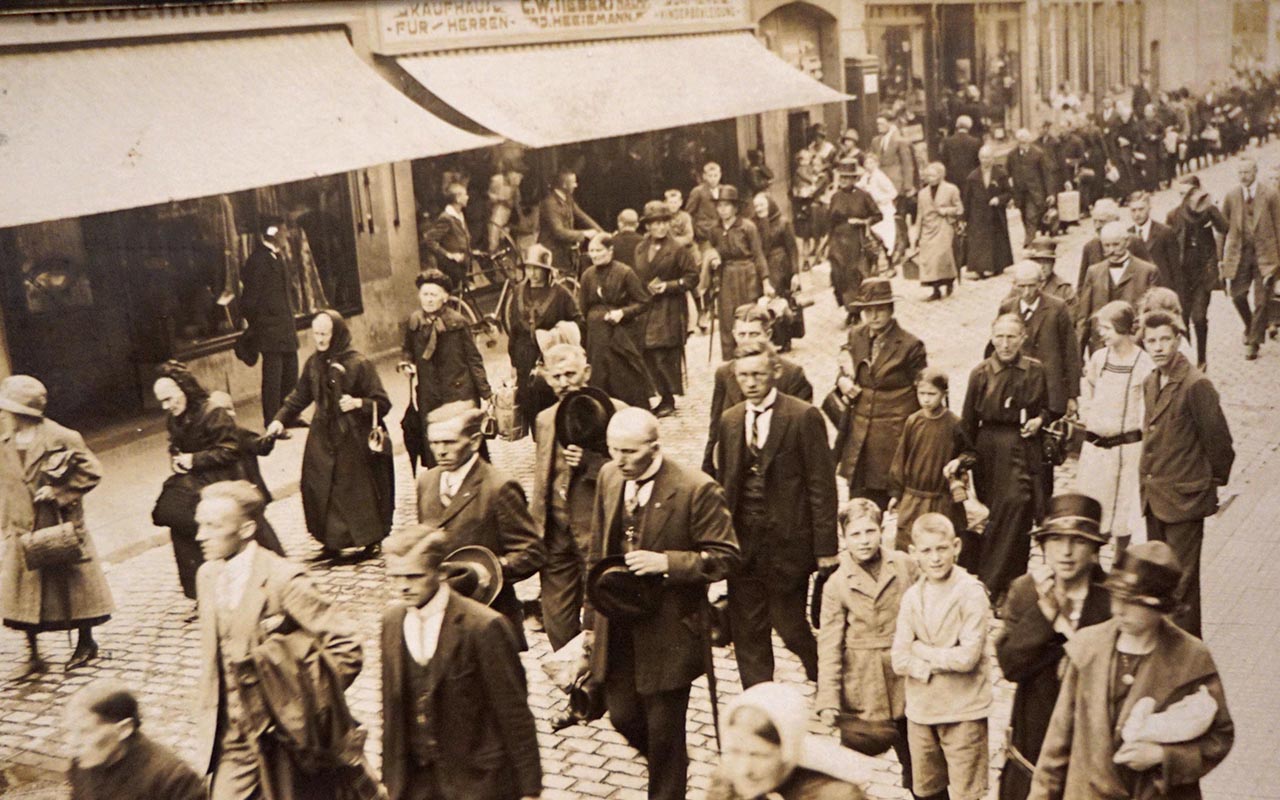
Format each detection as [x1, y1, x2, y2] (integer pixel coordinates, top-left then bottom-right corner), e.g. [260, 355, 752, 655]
[6, 72, 1276, 800]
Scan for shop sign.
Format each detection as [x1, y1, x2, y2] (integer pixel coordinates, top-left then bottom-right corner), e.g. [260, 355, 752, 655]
[371, 0, 751, 53]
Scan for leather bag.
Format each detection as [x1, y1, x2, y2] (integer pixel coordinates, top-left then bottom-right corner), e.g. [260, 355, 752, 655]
[20, 502, 85, 570]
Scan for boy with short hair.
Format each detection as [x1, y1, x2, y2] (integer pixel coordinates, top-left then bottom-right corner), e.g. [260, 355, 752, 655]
[891, 512, 992, 800]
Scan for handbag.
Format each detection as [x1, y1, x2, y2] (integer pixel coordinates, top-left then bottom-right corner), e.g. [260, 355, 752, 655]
[20, 501, 85, 571]
[367, 399, 390, 456]
[821, 387, 850, 426]
[152, 474, 200, 528]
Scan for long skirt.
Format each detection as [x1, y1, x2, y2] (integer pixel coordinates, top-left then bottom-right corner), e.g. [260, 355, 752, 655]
[828, 230, 871, 309]
[1077, 440, 1146, 544]
[973, 423, 1037, 601]
[717, 260, 763, 360]
[2, 535, 113, 632]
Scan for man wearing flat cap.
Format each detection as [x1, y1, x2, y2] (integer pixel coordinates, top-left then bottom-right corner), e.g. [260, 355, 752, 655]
[381, 526, 542, 800]
[584, 408, 739, 800]
[634, 200, 699, 418]
[1029, 541, 1234, 800]
[995, 494, 1112, 800]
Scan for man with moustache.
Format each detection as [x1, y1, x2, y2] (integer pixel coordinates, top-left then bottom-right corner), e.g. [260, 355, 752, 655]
[1077, 221, 1160, 354]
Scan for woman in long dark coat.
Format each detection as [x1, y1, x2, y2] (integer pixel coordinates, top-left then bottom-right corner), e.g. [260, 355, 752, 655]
[504, 245, 583, 431]
[827, 165, 883, 314]
[634, 201, 699, 415]
[579, 232, 653, 408]
[962, 148, 1015, 279]
[0, 376, 113, 676]
[269, 310, 393, 560]
[752, 193, 802, 350]
[399, 269, 492, 468]
[152, 362, 245, 600]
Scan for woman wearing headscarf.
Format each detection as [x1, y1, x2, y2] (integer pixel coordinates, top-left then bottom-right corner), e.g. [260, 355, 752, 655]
[267, 310, 393, 561]
[709, 682, 867, 800]
[504, 244, 583, 432]
[579, 232, 653, 408]
[0, 376, 113, 676]
[753, 192, 801, 351]
[152, 361, 245, 600]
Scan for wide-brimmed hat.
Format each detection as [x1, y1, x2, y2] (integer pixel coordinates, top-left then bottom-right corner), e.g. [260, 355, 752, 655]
[848, 278, 898, 309]
[1027, 236, 1060, 262]
[555, 386, 615, 453]
[522, 244, 556, 271]
[715, 186, 741, 204]
[1187, 188, 1215, 215]
[441, 545, 504, 607]
[1031, 493, 1107, 544]
[640, 200, 673, 224]
[0, 375, 47, 419]
[586, 555, 662, 622]
[1102, 541, 1183, 612]
[835, 158, 864, 177]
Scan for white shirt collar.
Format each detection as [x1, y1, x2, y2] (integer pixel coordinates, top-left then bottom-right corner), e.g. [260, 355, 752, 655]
[1135, 219, 1152, 239]
[262, 239, 281, 255]
[444, 204, 466, 222]
[1020, 296, 1041, 315]
[444, 452, 480, 487]
[404, 584, 451, 665]
[748, 388, 779, 413]
[633, 454, 663, 484]
[217, 541, 259, 610]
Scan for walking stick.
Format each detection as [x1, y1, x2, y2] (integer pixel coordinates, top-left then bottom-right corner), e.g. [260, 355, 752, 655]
[706, 289, 717, 364]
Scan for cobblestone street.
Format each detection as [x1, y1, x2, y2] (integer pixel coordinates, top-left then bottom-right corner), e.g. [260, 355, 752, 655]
[4, 144, 1280, 799]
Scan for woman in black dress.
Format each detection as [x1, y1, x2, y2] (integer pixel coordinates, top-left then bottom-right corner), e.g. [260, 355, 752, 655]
[504, 244, 583, 432]
[579, 232, 653, 408]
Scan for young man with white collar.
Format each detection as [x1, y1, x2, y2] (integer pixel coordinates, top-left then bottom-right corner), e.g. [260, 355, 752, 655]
[1076, 221, 1159, 354]
[421, 181, 473, 290]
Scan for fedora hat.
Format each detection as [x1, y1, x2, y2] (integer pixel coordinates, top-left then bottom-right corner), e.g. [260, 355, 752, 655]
[1031, 493, 1107, 544]
[441, 545, 504, 607]
[715, 185, 741, 204]
[586, 555, 662, 622]
[1027, 236, 1059, 261]
[640, 200, 673, 224]
[848, 278, 898, 309]
[0, 375, 47, 419]
[1103, 541, 1183, 612]
[522, 244, 556, 271]
[555, 386, 615, 453]
[835, 158, 864, 177]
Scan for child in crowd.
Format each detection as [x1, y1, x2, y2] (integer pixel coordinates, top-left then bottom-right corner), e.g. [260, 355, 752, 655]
[889, 369, 975, 552]
[891, 513, 992, 800]
[816, 499, 924, 798]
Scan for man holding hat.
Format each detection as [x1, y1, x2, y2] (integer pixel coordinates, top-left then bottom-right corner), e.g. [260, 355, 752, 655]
[381, 526, 542, 800]
[583, 408, 739, 800]
[827, 161, 884, 316]
[1166, 178, 1228, 369]
[709, 185, 772, 360]
[1029, 541, 1234, 800]
[995, 494, 1112, 800]
[634, 200, 699, 417]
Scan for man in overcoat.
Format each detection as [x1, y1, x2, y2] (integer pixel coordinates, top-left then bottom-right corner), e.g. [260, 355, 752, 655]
[1007, 129, 1055, 247]
[583, 408, 739, 800]
[715, 341, 838, 687]
[1139, 312, 1234, 637]
[1219, 157, 1280, 359]
[939, 115, 982, 198]
[239, 217, 299, 428]
[380, 527, 542, 800]
[961, 147, 1015, 279]
[872, 113, 919, 261]
[995, 494, 1111, 800]
[1128, 191, 1179, 291]
[537, 170, 601, 272]
[1077, 222, 1160, 354]
[685, 161, 725, 246]
[633, 201, 699, 418]
[192, 481, 377, 800]
[421, 182, 473, 291]
[418, 406, 547, 648]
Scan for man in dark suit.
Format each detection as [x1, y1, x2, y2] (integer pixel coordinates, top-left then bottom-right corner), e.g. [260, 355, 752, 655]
[1127, 191, 1178, 289]
[1139, 312, 1234, 637]
[611, 208, 643, 269]
[939, 115, 982, 197]
[584, 408, 739, 800]
[421, 182, 473, 291]
[1007, 128, 1055, 247]
[702, 304, 812, 473]
[685, 161, 725, 246]
[239, 217, 299, 429]
[380, 527, 542, 800]
[1076, 222, 1160, 354]
[418, 406, 547, 649]
[1220, 157, 1280, 359]
[537, 170, 602, 272]
[715, 341, 837, 687]
[634, 201, 699, 418]
[1075, 199, 1151, 290]
[532, 344, 626, 651]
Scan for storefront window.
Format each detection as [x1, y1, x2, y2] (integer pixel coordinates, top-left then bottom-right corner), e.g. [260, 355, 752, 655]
[868, 17, 928, 135]
[976, 4, 1022, 130]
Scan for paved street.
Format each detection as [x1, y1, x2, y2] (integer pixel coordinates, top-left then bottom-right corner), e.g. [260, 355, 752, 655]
[4, 144, 1280, 799]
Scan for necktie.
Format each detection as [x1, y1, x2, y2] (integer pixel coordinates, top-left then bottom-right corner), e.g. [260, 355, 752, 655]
[870, 333, 885, 366]
[1023, 305, 1034, 324]
[625, 478, 651, 517]
[440, 475, 456, 507]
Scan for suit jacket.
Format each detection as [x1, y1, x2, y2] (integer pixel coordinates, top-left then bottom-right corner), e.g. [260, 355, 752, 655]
[715, 393, 838, 578]
[585, 458, 739, 694]
[1136, 220, 1180, 290]
[531, 396, 627, 551]
[1140, 353, 1234, 523]
[1007, 145, 1054, 200]
[872, 130, 918, 193]
[939, 131, 982, 188]
[402, 308, 493, 411]
[193, 547, 362, 776]
[703, 357, 813, 472]
[998, 292, 1081, 414]
[686, 183, 724, 243]
[381, 594, 541, 800]
[634, 235, 699, 349]
[1029, 618, 1234, 800]
[240, 243, 297, 353]
[1076, 236, 1152, 291]
[1220, 181, 1280, 279]
[422, 208, 472, 287]
[537, 190, 598, 270]
[1076, 257, 1160, 353]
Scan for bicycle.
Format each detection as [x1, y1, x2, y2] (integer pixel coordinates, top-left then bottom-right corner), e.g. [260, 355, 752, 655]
[442, 231, 522, 349]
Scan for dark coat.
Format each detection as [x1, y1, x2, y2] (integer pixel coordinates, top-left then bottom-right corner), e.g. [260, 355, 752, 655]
[634, 235, 699, 349]
[996, 570, 1111, 799]
[421, 208, 472, 288]
[758, 210, 801, 292]
[703, 358, 812, 473]
[1029, 618, 1234, 800]
[611, 229, 643, 271]
[1140, 353, 1234, 523]
[962, 167, 1015, 276]
[381, 594, 542, 800]
[686, 182, 723, 244]
[1077, 257, 1161, 352]
[233, 426, 276, 503]
[531, 396, 626, 550]
[715, 393, 838, 578]
[538, 190, 598, 270]
[1007, 145, 1055, 201]
[834, 321, 927, 489]
[998, 292, 1081, 414]
[1166, 201, 1228, 306]
[402, 308, 493, 414]
[416, 459, 547, 646]
[580, 260, 653, 408]
[275, 349, 393, 549]
[586, 458, 740, 694]
[940, 131, 982, 188]
[1076, 236, 1152, 291]
[1136, 220, 1180, 291]
[166, 400, 244, 491]
[240, 243, 298, 353]
[70, 733, 205, 800]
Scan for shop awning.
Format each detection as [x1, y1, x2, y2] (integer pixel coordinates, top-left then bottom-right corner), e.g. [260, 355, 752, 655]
[397, 32, 851, 149]
[0, 30, 497, 229]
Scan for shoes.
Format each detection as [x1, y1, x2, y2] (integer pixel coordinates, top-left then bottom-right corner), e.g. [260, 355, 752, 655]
[1246, 344, 1259, 360]
[275, 430, 293, 440]
[350, 544, 381, 562]
[310, 547, 340, 563]
[652, 403, 676, 419]
[285, 419, 310, 429]
[65, 643, 98, 672]
[925, 292, 942, 302]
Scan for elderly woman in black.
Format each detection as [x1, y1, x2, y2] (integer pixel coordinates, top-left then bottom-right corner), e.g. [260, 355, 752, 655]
[268, 310, 393, 561]
[399, 269, 492, 468]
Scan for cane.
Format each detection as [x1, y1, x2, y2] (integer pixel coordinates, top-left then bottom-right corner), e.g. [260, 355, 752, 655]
[706, 289, 717, 364]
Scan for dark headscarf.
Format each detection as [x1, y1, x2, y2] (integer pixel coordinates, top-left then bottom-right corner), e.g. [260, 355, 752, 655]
[313, 310, 358, 434]
[155, 360, 209, 412]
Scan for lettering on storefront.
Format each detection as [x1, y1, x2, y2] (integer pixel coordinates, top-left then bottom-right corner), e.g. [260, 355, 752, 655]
[373, 0, 748, 53]
[30, 3, 271, 25]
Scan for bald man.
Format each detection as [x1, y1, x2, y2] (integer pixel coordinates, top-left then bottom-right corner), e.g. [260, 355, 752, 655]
[1077, 221, 1159, 354]
[583, 408, 739, 800]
